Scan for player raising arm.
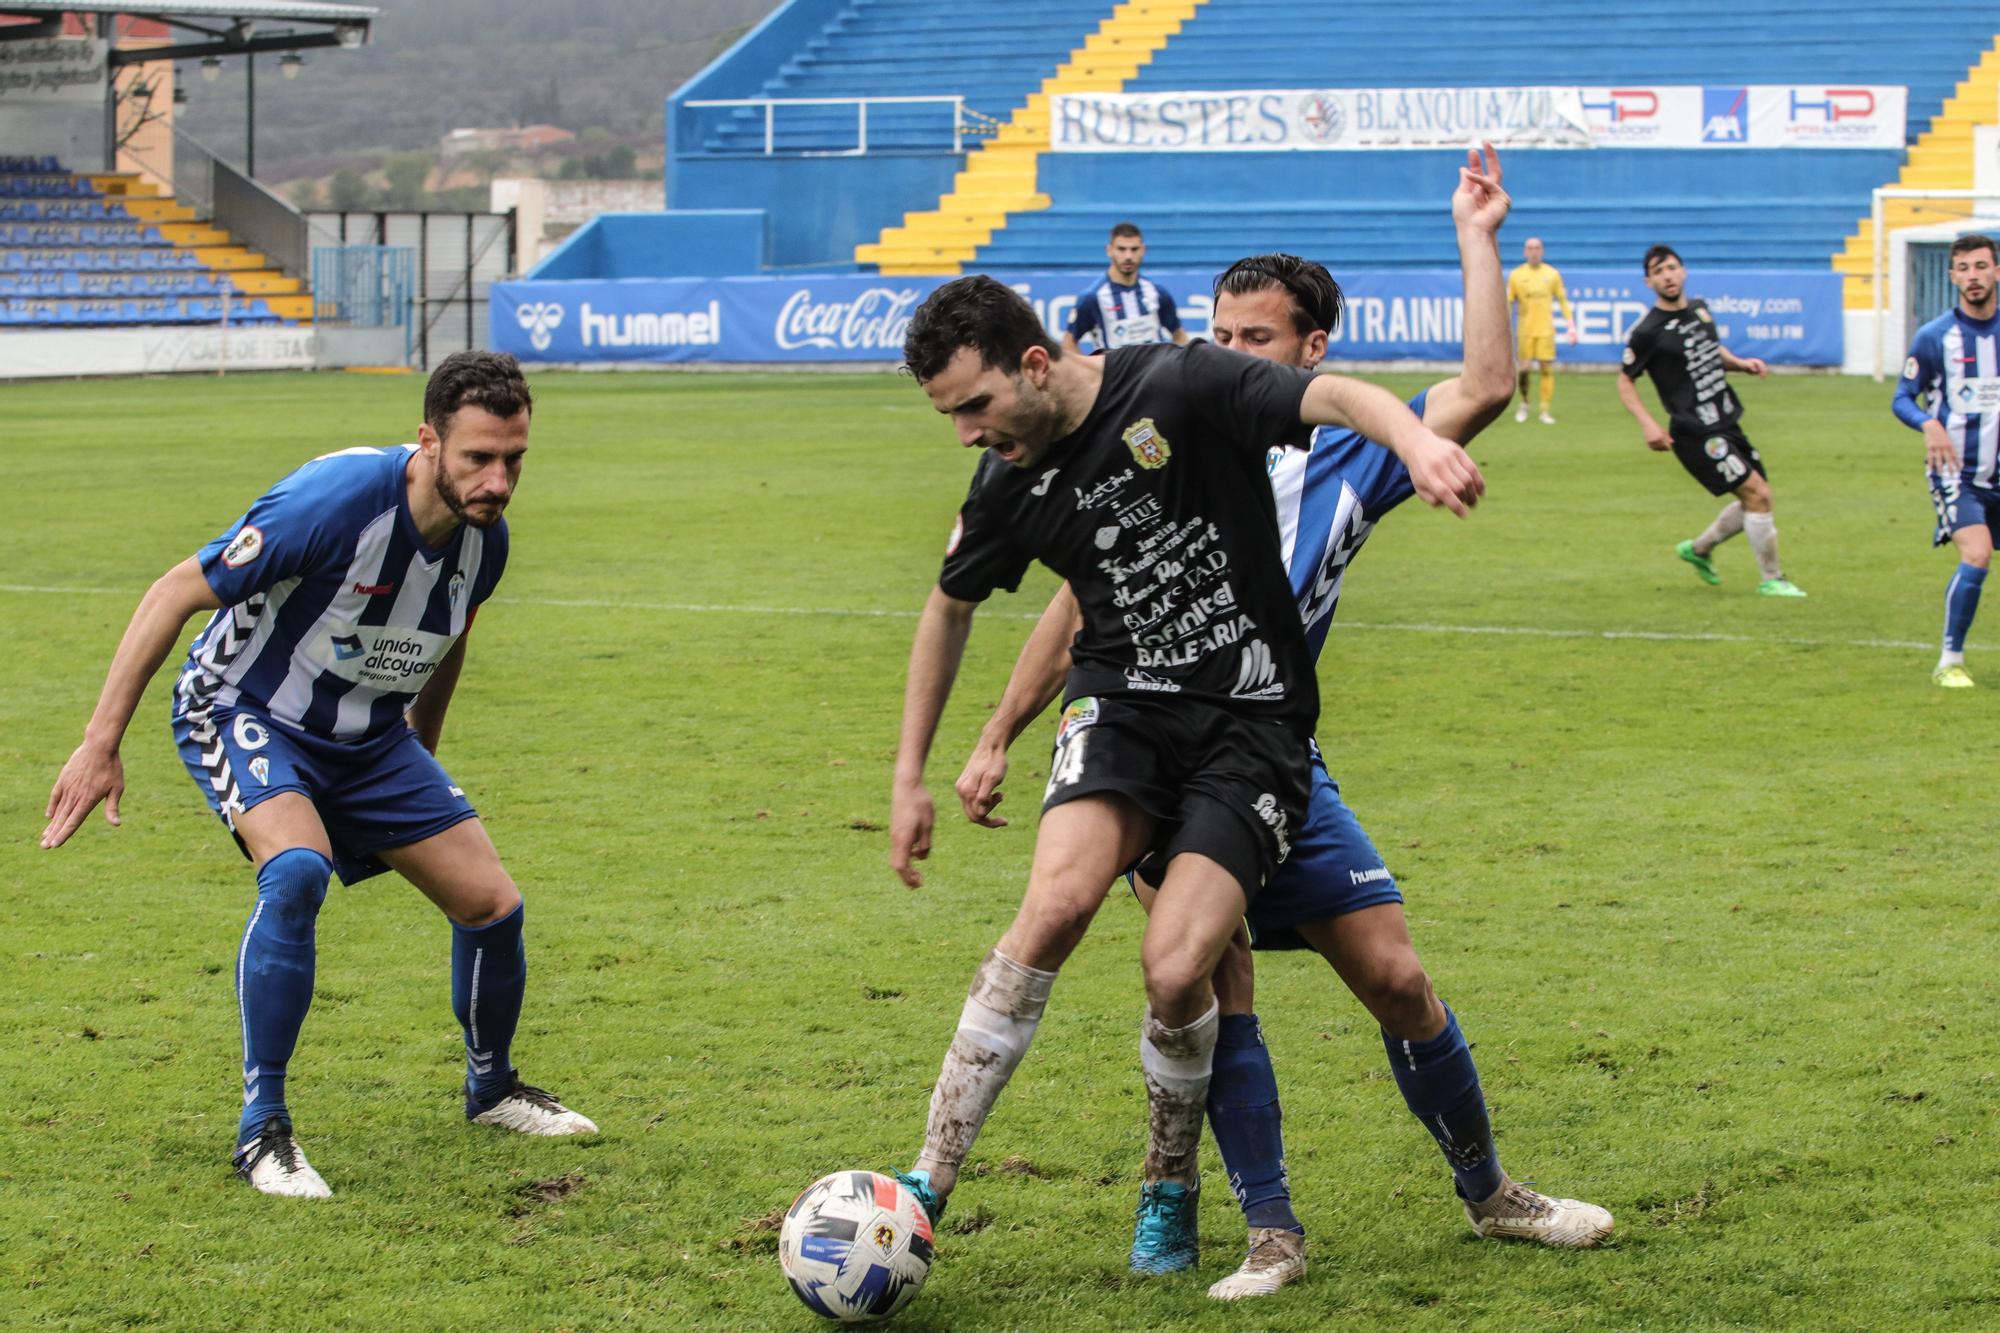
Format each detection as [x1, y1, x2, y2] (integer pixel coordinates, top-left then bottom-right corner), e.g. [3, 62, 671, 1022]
[880, 270, 1481, 1279]
[955, 147, 1612, 1302]
[43, 353, 595, 1199]
[1616, 245, 1805, 598]
[1892, 232, 2000, 688]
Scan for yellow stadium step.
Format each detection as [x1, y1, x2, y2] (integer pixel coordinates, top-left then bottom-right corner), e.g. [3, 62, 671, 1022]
[87, 173, 160, 198]
[118, 197, 198, 224]
[191, 246, 271, 271]
[855, 0, 1206, 274]
[159, 222, 234, 247]
[1837, 36, 2000, 309]
[256, 293, 313, 320]
[227, 270, 302, 296]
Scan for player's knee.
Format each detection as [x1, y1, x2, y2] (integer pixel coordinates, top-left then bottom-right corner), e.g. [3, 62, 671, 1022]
[454, 876, 522, 928]
[1211, 932, 1256, 1012]
[1008, 890, 1096, 962]
[256, 847, 331, 929]
[1737, 475, 1772, 511]
[1356, 957, 1437, 1032]
[1141, 944, 1215, 1015]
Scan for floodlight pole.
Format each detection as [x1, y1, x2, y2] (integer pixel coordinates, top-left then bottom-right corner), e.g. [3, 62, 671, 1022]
[246, 52, 256, 178]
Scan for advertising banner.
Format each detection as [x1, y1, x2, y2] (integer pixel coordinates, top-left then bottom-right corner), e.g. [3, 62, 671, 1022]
[1048, 85, 1906, 153]
[1579, 84, 1905, 150]
[493, 268, 1843, 367]
[1050, 87, 1592, 153]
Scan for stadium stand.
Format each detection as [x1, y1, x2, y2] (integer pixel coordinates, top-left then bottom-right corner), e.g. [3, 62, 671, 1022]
[0, 156, 307, 329]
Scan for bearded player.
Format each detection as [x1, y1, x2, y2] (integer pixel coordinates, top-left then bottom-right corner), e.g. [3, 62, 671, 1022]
[957, 147, 1612, 1301]
[41, 352, 596, 1198]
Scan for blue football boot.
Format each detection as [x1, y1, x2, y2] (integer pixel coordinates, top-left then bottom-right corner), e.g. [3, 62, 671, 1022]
[1129, 1178, 1200, 1274]
[891, 1168, 946, 1226]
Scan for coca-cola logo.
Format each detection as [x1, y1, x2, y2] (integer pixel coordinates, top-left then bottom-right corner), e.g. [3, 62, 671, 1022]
[774, 286, 924, 352]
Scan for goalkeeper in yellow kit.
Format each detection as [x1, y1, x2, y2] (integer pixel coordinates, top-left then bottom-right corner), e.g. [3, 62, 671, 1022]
[1507, 236, 1576, 424]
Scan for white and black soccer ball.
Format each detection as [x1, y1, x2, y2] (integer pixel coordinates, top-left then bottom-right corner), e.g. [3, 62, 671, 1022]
[778, 1170, 934, 1322]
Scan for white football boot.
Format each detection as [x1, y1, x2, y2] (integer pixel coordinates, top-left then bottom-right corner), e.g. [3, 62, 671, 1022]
[1463, 1175, 1613, 1247]
[1206, 1227, 1306, 1301]
[468, 1075, 599, 1136]
[234, 1117, 332, 1198]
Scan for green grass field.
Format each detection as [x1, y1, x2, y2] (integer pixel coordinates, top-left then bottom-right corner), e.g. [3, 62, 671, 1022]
[2, 367, 1995, 1330]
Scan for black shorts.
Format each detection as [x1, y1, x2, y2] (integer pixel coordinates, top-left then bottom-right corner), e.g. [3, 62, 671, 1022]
[1040, 693, 1312, 902]
[1671, 426, 1767, 497]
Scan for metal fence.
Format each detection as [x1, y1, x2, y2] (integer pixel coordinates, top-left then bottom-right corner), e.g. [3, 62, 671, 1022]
[304, 210, 515, 369]
[676, 95, 987, 157]
[313, 244, 415, 361]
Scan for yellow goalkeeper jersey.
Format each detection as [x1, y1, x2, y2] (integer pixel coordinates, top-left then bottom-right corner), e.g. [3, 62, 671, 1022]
[1507, 262, 1573, 337]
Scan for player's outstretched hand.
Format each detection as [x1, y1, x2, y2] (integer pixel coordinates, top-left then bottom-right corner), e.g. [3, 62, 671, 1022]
[1743, 357, 1769, 378]
[1642, 421, 1673, 452]
[954, 742, 1010, 829]
[1451, 140, 1509, 235]
[889, 783, 937, 888]
[1924, 420, 1962, 476]
[1403, 429, 1486, 516]
[42, 742, 124, 849]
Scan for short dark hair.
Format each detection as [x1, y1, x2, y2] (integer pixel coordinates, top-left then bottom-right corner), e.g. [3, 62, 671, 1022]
[902, 275, 1061, 382]
[1643, 244, 1681, 275]
[424, 351, 532, 437]
[1109, 221, 1143, 241]
[1213, 253, 1344, 337]
[1950, 232, 1998, 264]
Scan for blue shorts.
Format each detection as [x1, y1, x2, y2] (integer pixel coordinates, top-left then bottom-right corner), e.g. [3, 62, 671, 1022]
[1929, 474, 2000, 548]
[172, 703, 477, 885]
[1244, 748, 1401, 951]
[1131, 746, 1401, 950]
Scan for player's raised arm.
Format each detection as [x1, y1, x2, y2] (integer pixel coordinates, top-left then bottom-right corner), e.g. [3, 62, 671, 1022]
[956, 583, 1081, 828]
[890, 585, 981, 887]
[42, 557, 221, 849]
[1419, 142, 1515, 445]
[1300, 374, 1485, 515]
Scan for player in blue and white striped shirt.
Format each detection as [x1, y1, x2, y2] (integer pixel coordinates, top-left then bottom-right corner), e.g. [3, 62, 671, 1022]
[41, 353, 596, 1198]
[1894, 232, 2000, 688]
[959, 147, 1611, 1299]
[1062, 221, 1190, 354]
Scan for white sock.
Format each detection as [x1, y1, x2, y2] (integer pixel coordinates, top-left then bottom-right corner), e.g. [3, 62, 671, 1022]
[913, 949, 1056, 1197]
[1139, 1001, 1219, 1186]
[1694, 501, 1744, 557]
[1743, 512, 1782, 582]
[1940, 649, 1966, 670]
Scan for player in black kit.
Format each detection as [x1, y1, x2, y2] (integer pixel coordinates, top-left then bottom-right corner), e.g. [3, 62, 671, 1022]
[882, 274, 1486, 1273]
[1617, 245, 1806, 597]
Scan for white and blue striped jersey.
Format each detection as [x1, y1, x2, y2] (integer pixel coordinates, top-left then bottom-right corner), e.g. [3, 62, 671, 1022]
[1068, 276, 1182, 350]
[1895, 308, 2000, 486]
[1269, 391, 1423, 659]
[173, 445, 508, 743]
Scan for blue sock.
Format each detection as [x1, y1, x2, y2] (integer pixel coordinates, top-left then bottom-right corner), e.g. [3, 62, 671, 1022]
[1382, 1004, 1505, 1203]
[1205, 1013, 1303, 1233]
[235, 848, 330, 1147]
[1945, 562, 1986, 653]
[453, 902, 525, 1110]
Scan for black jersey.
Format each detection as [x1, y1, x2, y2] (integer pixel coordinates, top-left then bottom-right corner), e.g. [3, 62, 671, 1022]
[1621, 298, 1743, 440]
[939, 340, 1321, 731]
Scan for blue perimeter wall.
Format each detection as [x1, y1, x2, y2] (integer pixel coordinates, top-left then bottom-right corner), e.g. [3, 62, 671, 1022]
[492, 267, 1842, 365]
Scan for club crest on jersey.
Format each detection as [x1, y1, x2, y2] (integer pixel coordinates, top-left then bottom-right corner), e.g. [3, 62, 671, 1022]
[1123, 418, 1172, 470]
[1703, 437, 1730, 459]
[1697, 307, 1714, 324]
[448, 571, 466, 610]
[1903, 356, 1919, 380]
[1055, 696, 1100, 748]
[221, 525, 264, 568]
[247, 756, 270, 786]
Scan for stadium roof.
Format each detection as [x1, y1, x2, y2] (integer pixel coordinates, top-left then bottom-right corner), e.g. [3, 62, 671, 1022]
[0, 2, 377, 64]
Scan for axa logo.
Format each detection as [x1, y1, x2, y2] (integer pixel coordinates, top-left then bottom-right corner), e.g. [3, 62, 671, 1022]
[1701, 86, 1747, 143]
[516, 301, 565, 351]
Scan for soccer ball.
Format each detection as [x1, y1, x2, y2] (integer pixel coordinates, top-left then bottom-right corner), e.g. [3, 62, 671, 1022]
[779, 1170, 935, 1322]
